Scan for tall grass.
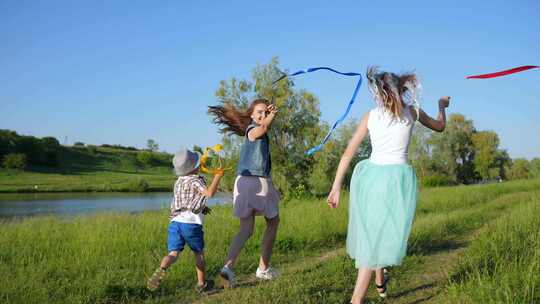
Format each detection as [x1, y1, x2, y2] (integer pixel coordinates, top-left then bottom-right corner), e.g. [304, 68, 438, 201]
[0, 196, 348, 303]
[0, 179, 538, 303]
[409, 190, 540, 255]
[443, 197, 539, 303]
[417, 179, 540, 214]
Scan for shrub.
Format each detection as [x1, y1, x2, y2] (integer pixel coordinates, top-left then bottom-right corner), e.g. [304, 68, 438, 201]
[137, 151, 154, 166]
[100, 144, 138, 151]
[2, 153, 27, 169]
[87, 145, 98, 155]
[127, 178, 149, 192]
[73, 142, 85, 147]
[41, 136, 60, 148]
[421, 174, 455, 187]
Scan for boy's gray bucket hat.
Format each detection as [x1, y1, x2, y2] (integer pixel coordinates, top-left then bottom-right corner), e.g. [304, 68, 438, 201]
[172, 149, 200, 176]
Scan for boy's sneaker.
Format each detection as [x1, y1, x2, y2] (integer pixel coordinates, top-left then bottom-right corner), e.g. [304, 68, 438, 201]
[147, 267, 166, 291]
[195, 279, 215, 294]
[255, 267, 279, 280]
[219, 266, 236, 288]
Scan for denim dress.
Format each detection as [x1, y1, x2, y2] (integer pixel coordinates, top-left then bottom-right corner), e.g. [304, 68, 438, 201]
[233, 123, 280, 218]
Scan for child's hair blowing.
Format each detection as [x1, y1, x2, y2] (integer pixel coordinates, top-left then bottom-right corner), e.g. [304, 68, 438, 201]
[366, 66, 420, 118]
[208, 98, 270, 136]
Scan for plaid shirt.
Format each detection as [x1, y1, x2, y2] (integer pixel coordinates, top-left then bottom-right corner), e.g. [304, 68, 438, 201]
[170, 175, 207, 217]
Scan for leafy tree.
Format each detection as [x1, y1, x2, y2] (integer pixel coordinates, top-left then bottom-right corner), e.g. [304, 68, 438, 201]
[0, 129, 18, 158]
[409, 124, 434, 180]
[530, 158, 540, 178]
[147, 139, 159, 152]
[491, 149, 511, 180]
[472, 131, 502, 180]
[508, 158, 531, 180]
[213, 57, 325, 197]
[429, 114, 476, 184]
[308, 119, 372, 195]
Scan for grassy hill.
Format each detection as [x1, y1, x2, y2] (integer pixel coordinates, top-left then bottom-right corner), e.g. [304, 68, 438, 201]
[0, 145, 175, 193]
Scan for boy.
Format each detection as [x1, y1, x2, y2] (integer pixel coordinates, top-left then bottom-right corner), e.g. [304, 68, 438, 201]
[147, 149, 223, 293]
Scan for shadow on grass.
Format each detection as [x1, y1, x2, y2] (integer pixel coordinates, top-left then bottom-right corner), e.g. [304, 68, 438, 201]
[389, 283, 435, 299]
[235, 279, 267, 289]
[408, 239, 468, 256]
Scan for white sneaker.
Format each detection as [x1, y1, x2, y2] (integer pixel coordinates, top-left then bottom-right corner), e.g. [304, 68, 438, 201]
[220, 266, 236, 288]
[255, 267, 279, 280]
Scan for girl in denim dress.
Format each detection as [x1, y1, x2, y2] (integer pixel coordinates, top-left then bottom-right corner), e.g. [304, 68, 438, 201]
[208, 98, 280, 287]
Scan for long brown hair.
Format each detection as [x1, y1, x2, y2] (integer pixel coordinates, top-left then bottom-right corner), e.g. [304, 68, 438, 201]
[208, 98, 269, 136]
[366, 66, 419, 118]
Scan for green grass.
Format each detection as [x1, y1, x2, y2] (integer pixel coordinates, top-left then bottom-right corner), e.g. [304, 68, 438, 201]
[444, 198, 540, 303]
[0, 146, 175, 193]
[0, 169, 175, 193]
[0, 179, 539, 303]
[0, 195, 349, 303]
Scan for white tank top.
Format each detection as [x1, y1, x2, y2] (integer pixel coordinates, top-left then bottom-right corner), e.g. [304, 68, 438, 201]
[368, 106, 417, 165]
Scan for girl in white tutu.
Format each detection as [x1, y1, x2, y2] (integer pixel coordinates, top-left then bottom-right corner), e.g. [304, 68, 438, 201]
[327, 67, 450, 304]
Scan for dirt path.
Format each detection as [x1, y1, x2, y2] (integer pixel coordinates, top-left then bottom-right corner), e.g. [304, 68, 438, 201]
[190, 237, 475, 304]
[389, 240, 468, 304]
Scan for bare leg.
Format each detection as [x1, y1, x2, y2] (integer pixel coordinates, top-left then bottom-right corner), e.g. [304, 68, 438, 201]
[194, 251, 205, 286]
[224, 215, 255, 268]
[147, 251, 179, 290]
[351, 267, 372, 304]
[259, 215, 280, 270]
[374, 268, 384, 285]
[159, 251, 179, 269]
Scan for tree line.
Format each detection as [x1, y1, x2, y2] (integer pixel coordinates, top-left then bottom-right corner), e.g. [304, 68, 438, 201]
[211, 58, 540, 198]
[2, 58, 538, 198]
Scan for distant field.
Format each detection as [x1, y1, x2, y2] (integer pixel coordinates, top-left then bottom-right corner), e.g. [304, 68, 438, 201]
[0, 146, 175, 193]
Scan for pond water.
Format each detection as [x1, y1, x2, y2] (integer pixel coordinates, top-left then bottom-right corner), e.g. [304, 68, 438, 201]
[0, 192, 232, 218]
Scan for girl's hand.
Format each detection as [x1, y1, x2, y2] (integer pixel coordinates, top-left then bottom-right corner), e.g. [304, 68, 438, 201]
[439, 96, 451, 109]
[267, 104, 278, 114]
[327, 188, 341, 209]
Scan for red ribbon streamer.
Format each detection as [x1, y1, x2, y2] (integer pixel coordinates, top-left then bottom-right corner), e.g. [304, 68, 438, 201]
[466, 65, 539, 79]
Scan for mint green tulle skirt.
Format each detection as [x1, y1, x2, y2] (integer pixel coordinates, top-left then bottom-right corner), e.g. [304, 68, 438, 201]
[346, 160, 418, 269]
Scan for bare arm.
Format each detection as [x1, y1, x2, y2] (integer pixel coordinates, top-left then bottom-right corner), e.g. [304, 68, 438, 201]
[201, 172, 223, 198]
[418, 96, 450, 132]
[248, 105, 278, 141]
[327, 112, 369, 208]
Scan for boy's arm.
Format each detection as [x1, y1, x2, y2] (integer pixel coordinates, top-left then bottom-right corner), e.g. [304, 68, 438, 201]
[201, 172, 224, 198]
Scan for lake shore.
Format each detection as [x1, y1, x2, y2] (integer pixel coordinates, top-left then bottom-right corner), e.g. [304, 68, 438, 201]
[0, 169, 176, 193]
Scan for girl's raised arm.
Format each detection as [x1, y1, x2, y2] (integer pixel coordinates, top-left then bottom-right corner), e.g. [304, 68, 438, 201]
[248, 104, 278, 141]
[417, 96, 450, 132]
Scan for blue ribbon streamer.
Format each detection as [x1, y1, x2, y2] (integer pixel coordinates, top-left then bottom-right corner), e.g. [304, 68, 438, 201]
[273, 67, 362, 155]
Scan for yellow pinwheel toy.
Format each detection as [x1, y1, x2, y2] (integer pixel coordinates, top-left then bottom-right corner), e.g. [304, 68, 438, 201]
[200, 144, 232, 175]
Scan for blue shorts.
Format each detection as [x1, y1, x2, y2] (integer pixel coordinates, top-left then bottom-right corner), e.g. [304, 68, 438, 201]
[167, 222, 204, 253]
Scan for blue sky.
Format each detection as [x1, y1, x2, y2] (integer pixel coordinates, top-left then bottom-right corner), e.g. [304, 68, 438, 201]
[1, 1, 539, 159]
